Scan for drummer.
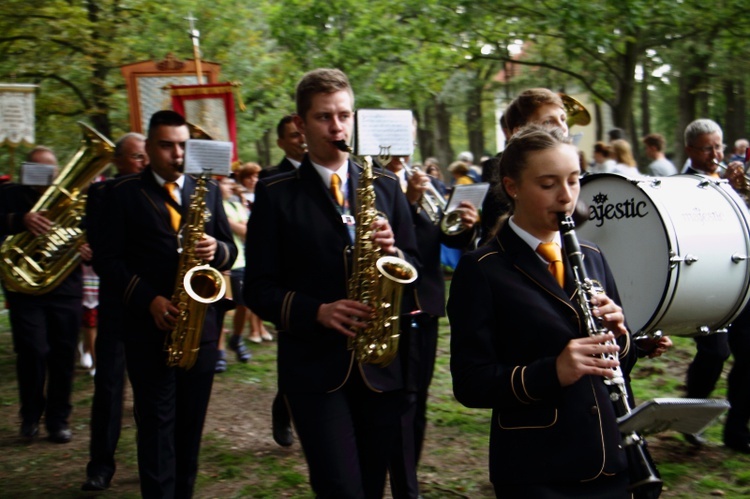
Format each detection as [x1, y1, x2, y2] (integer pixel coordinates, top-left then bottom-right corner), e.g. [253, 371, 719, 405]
[680, 119, 731, 447]
[682, 119, 750, 452]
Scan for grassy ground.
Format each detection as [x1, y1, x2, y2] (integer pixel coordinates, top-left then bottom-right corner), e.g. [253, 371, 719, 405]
[1, 288, 750, 497]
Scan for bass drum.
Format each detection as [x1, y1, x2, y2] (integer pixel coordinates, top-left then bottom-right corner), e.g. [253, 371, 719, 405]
[578, 173, 750, 337]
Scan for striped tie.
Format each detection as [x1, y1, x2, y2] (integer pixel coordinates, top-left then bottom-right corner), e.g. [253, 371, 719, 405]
[165, 182, 181, 231]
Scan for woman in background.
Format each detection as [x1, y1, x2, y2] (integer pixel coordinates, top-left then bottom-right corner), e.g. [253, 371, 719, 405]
[235, 163, 273, 343]
[611, 139, 643, 179]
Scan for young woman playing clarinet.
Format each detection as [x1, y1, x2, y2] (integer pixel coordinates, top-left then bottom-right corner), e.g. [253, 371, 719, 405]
[448, 125, 669, 498]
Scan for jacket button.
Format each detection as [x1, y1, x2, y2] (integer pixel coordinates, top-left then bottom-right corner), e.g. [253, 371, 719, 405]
[590, 406, 598, 415]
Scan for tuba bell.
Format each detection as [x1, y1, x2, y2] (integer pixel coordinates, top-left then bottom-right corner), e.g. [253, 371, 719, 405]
[560, 93, 591, 128]
[0, 122, 114, 295]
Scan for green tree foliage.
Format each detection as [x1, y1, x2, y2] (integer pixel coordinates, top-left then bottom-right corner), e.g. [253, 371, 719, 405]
[1, 0, 749, 175]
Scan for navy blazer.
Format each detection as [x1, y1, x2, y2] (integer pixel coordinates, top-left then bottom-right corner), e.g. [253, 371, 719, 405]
[406, 186, 477, 317]
[258, 157, 297, 180]
[92, 167, 237, 343]
[244, 157, 420, 394]
[449, 221, 635, 486]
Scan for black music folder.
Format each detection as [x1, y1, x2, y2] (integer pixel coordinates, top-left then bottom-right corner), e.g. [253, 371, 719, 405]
[617, 398, 730, 436]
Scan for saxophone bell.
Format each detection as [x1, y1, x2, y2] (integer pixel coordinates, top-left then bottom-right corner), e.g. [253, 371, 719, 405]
[183, 264, 226, 304]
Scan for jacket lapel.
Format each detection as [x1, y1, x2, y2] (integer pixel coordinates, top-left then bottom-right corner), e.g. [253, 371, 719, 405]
[298, 159, 352, 244]
[141, 168, 183, 232]
[498, 222, 571, 303]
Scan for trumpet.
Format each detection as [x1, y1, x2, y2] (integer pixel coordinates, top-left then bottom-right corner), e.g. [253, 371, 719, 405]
[401, 159, 466, 235]
[713, 158, 750, 191]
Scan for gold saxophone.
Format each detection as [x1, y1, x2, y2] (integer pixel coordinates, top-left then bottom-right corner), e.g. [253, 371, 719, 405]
[165, 173, 227, 369]
[0, 122, 114, 295]
[340, 144, 417, 366]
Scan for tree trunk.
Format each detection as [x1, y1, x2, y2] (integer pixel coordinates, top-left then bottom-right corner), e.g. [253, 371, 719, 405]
[610, 39, 639, 143]
[416, 105, 435, 163]
[435, 96, 453, 173]
[256, 128, 271, 167]
[466, 81, 484, 164]
[724, 78, 747, 148]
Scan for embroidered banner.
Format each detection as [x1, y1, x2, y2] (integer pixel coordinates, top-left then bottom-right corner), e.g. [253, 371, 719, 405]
[0, 84, 37, 147]
[168, 82, 242, 165]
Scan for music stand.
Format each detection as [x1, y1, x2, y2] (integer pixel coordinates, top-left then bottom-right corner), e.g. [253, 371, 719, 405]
[618, 398, 730, 436]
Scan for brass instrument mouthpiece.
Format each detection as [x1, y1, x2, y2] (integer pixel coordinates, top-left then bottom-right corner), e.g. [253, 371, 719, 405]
[333, 140, 353, 153]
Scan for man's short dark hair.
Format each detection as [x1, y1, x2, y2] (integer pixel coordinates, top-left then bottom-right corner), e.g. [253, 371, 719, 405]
[642, 133, 665, 152]
[148, 110, 186, 139]
[502, 88, 564, 134]
[277, 115, 296, 140]
[295, 68, 353, 120]
[608, 128, 626, 141]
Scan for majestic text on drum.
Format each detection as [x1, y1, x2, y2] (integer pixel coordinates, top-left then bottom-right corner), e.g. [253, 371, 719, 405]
[589, 194, 649, 227]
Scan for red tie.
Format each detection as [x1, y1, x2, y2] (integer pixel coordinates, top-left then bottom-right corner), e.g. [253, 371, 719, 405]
[165, 182, 181, 231]
[537, 242, 564, 287]
[330, 173, 344, 207]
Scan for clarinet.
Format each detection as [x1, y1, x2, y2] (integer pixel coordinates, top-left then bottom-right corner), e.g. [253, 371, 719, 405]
[558, 213, 663, 498]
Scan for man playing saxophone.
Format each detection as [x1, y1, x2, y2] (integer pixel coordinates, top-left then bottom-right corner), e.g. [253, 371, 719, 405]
[0, 147, 89, 444]
[92, 110, 236, 498]
[244, 68, 420, 498]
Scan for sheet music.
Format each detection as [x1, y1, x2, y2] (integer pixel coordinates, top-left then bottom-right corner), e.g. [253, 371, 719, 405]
[20, 162, 56, 186]
[184, 139, 232, 175]
[355, 109, 414, 157]
[617, 397, 729, 435]
[446, 183, 490, 212]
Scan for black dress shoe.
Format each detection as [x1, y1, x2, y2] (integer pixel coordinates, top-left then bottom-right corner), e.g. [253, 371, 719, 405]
[20, 422, 39, 439]
[272, 395, 293, 447]
[724, 436, 750, 454]
[82, 474, 111, 491]
[48, 427, 72, 443]
[682, 432, 708, 447]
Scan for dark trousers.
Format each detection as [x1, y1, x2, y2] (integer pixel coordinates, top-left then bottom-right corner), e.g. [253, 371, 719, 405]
[287, 369, 404, 499]
[686, 333, 731, 398]
[493, 471, 629, 499]
[7, 293, 80, 431]
[124, 337, 217, 499]
[389, 314, 439, 499]
[86, 308, 126, 481]
[727, 323, 750, 441]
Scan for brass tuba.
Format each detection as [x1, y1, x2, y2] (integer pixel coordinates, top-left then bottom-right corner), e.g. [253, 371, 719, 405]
[164, 173, 227, 370]
[337, 141, 418, 366]
[0, 122, 114, 295]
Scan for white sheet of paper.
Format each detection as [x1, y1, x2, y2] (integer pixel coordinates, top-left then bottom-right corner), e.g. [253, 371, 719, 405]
[20, 162, 56, 186]
[184, 139, 232, 176]
[446, 183, 490, 212]
[355, 109, 414, 157]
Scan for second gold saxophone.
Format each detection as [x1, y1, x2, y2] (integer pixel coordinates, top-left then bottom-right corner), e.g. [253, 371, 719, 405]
[165, 173, 227, 369]
[347, 154, 418, 366]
